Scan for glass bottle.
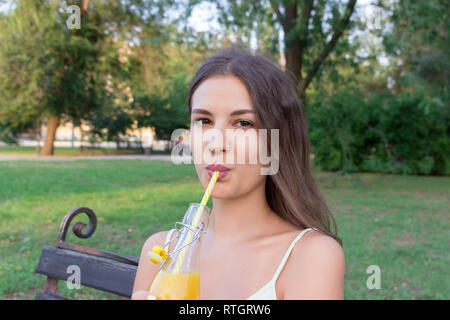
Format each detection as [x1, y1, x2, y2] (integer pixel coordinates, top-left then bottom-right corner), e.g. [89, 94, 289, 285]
[148, 203, 210, 300]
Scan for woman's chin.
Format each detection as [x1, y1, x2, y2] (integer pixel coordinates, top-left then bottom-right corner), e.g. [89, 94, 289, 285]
[200, 171, 235, 198]
[211, 191, 232, 199]
[210, 183, 234, 199]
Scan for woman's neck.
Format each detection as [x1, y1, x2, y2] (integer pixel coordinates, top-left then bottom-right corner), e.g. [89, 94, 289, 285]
[207, 181, 275, 244]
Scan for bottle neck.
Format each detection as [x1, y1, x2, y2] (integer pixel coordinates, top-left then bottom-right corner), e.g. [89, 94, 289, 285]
[162, 204, 210, 273]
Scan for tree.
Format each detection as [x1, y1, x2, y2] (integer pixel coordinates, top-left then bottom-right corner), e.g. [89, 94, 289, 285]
[0, 1, 107, 154]
[381, 0, 449, 98]
[304, 0, 449, 175]
[199, 0, 357, 96]
[0, 0, 167, 155]
[128, 22, 210, 145]
[86, 105, 134, 150]
[132, 72, 191, 142]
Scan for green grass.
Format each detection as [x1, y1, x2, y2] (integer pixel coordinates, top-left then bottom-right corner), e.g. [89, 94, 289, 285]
[0, 160, 448, 299]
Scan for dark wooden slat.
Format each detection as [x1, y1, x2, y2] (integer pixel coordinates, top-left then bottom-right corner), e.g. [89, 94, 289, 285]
[57, 242, 139, 266]
[35, 246, 137, 298]
[35, 292, 68, 300]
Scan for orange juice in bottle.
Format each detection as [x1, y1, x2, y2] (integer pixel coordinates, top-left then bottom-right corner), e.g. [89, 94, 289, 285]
[148, 203, 210, 300]
[148, 271, 200, 300]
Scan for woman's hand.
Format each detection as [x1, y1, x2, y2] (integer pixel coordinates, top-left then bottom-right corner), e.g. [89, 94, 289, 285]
[131, 290, 151, 300]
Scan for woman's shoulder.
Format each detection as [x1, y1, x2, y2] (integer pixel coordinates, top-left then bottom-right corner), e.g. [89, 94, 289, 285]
[285, 227, 344, 266]
[279, 225, 341, 249]
[133, 229, 176, 294]
[265, 224, 343, 266]
[142, 229, 174, 252]
[300, 228, 343, 256]
[279, 228, 345, 299]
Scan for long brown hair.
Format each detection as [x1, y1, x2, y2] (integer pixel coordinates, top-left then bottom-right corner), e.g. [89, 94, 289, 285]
[187, 46, 342, 247]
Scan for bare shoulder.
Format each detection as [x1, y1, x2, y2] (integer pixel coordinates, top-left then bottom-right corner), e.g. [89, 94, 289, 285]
[140, 229, 179, 261]
[300, 229, 344, 260]
[280, 229, 345, 299]
[132, 229, 175, 293]
[288, 229, 345, 274]
[142, 230, 172, 251]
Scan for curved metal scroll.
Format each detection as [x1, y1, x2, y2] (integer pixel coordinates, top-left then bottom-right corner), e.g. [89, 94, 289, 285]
[56, 206, 97, 244]
[55, 206, 138, 266]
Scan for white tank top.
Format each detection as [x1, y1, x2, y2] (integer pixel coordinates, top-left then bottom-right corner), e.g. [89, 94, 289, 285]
[164, 227, 316, 300]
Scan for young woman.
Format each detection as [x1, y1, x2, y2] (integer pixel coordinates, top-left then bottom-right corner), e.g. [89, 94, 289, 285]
[132, 47, 345, 300]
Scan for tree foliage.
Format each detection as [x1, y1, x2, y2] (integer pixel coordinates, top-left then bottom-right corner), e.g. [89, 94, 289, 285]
[202, 0, 358, 95]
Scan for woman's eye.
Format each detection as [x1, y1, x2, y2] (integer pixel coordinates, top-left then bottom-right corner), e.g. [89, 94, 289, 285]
[235, 120, 254, 128]
[194, 118, 212, 126]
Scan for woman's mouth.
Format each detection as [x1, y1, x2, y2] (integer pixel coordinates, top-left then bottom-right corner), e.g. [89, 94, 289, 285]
[206, 164, 231, 181]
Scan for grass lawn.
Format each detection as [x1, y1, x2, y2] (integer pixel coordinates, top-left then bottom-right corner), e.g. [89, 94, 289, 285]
[0, 160, 448, 299]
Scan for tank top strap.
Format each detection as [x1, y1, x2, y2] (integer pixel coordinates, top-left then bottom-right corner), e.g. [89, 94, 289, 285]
[270, 227, 316, 282]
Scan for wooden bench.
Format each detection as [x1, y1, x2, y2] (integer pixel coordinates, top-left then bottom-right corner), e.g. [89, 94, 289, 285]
[34, 206, 139, 300]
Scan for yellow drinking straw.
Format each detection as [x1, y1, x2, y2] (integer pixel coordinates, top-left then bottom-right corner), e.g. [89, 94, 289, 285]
[173, 170, 219, 273]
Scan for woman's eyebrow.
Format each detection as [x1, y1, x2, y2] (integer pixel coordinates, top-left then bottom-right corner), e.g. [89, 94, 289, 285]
[191, 108, 255, 116]
[230, 109, 255, 116]
[191, 108, 212, 115]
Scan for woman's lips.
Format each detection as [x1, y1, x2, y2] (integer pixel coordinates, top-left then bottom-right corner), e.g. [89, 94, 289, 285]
[206, 164, 231, 181]
[207, 169, 230, 180]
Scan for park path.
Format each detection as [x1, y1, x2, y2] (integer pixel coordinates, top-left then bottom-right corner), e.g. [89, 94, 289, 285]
[0, 154, 178, 161]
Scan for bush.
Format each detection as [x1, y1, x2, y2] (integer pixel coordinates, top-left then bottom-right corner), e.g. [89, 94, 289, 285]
[0, 119, 34, 145]
[307, 89, 449, 175]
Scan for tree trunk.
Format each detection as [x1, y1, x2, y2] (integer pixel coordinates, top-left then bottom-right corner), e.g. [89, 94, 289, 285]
[82, 0, 89, 12]
[79, 123, 85, 152]
[285, 40, 304, 84]
[270, 0, 356, 96]
[295, 0, 357, 95]
[41, 115, 60, 156]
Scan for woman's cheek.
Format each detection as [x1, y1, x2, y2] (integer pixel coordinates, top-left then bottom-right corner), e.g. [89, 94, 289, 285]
[233, 165, 261, 195]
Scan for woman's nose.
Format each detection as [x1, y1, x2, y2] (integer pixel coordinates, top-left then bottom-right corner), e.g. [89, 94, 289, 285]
[206, 124, 229, 156]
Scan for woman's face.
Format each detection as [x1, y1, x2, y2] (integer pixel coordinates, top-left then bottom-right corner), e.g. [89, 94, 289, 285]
[190, 75, 267, 199]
